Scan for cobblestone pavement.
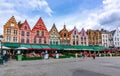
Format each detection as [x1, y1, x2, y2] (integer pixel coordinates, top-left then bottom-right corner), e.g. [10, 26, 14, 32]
[0, 57, 120, 76]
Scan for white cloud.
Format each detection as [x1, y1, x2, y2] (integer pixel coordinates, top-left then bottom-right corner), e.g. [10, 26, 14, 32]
[28, 0, 53, 16]
[11, 0, 53, 16]
[97, 0, 120, 30]
[60, 0, 120, 31]
[0, 0, 120, 35]
[0, 0, 53, 35]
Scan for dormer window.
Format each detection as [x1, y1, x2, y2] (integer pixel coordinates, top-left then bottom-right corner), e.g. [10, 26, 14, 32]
[24, 26, 27, 30]
[11, 23, 14, 26]
[74, 31, 76, 35]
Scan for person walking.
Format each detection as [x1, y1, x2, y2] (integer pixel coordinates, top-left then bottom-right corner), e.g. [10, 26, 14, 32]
[75, 53, 78, 58]
[92, 53, 96, 59]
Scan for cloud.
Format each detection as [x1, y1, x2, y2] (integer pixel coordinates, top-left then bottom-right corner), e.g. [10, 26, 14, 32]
[0, 0, 53, 35]
[0, 0, 120, 35]
[97, 0, 120, 30]
[28, 0, 53, 16]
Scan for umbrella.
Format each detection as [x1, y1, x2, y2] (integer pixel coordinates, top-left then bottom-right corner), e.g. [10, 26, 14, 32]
[16, 47, 27, 50]
[2, 46, 11, 49]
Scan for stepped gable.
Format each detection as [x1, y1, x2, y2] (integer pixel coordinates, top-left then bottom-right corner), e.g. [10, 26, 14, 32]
[32, 17, 48, 32]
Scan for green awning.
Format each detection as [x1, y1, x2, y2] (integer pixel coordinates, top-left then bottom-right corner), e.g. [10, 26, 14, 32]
[20, 44, 32, 48]
[3, 42, 108, 52]
[31, 44, 42, 49]
[3, 42, 20, 48]
[73, 46, 93, 51]
[49, 45, 63, 50]
[40, 45, 50, 48]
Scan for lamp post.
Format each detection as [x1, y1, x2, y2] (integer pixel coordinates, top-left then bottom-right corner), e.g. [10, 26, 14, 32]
[0, 40, 3, 64]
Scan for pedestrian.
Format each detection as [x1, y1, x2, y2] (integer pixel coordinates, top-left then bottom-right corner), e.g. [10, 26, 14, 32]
[41, 52, 44, 59]
[92, 53, 96, 59]
[80, 52, 83, 57]
[84, 51, 87, 59]
[75, 53, 78, 58]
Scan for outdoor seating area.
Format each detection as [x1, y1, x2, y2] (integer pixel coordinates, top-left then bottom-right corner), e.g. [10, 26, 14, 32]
[0, 42, 119, 62]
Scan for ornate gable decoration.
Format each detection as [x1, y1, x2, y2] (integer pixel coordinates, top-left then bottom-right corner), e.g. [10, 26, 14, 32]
[32, 17, 48, 31]
[49, 23, 59, 34]
[4, 16, 18, 28]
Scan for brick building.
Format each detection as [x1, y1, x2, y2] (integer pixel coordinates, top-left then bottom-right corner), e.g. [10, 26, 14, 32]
[3, 16, 19, 43]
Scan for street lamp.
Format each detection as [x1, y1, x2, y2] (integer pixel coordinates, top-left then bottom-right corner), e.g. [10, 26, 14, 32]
[0, 40, 3, 64]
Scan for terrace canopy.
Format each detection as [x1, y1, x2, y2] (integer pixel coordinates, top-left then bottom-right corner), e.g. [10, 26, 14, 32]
[3, 42, 107, 52]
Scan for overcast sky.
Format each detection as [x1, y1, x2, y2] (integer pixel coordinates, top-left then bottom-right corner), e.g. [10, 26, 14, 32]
[0, 0, 120, 35]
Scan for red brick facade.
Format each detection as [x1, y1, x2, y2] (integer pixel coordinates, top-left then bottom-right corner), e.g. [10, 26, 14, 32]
[19, 20, 32, 44]
[31, 17, 49, 44]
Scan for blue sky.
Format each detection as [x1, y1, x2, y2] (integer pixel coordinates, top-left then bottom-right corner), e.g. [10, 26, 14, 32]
[0, 0, 120, 35]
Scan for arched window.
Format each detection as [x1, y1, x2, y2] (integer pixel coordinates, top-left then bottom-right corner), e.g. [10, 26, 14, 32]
[74, 31, 76, 35]
[24, 26, 27, 30]
[64, 33, 66, 37]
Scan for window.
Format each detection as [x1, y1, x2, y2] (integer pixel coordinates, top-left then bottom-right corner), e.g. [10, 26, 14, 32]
[60, 39, 62, 45]
[36, 30, 39, 35]
[53, 41, 55, 45]
[21, 39, 24, 43]
[64, 33, 66, 37]
[42, 31, 44, 36]
[11, 23, 14, 26]
[56, 41, 58, 45]
[13, 37, 17, 42]
[34, 38, 36, 43]
[81, 37, 83, 41]
[50, 40, 52, 45]
[26, 39, 29, 43]
[21, 31, 24, 36]
[7, 29, 11, 34]
[76, 36, 78, 39]
[74, 31, 76, 35]
[81, 42, 83, 45]
[73, 41, 75, 45]
[27, 32, 30, 36]
[84, 37, 86, 41]
[117, 38, 119, 41]
[44, 38, 46, 44]
[24, 26, 27, 30]
[103, 35, 104, 38]
[6, 36, 11, 42]
[76, 41, 78, 45]
[82, 33, 84, 36]
[39, 38, 41, 44]
[14, 30, 17, 35]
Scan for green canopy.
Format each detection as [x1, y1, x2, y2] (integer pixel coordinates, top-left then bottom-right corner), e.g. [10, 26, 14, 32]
[31, 44, 42, 49]
[20, 44, 32, 48]
[3, 42, 20, 48]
